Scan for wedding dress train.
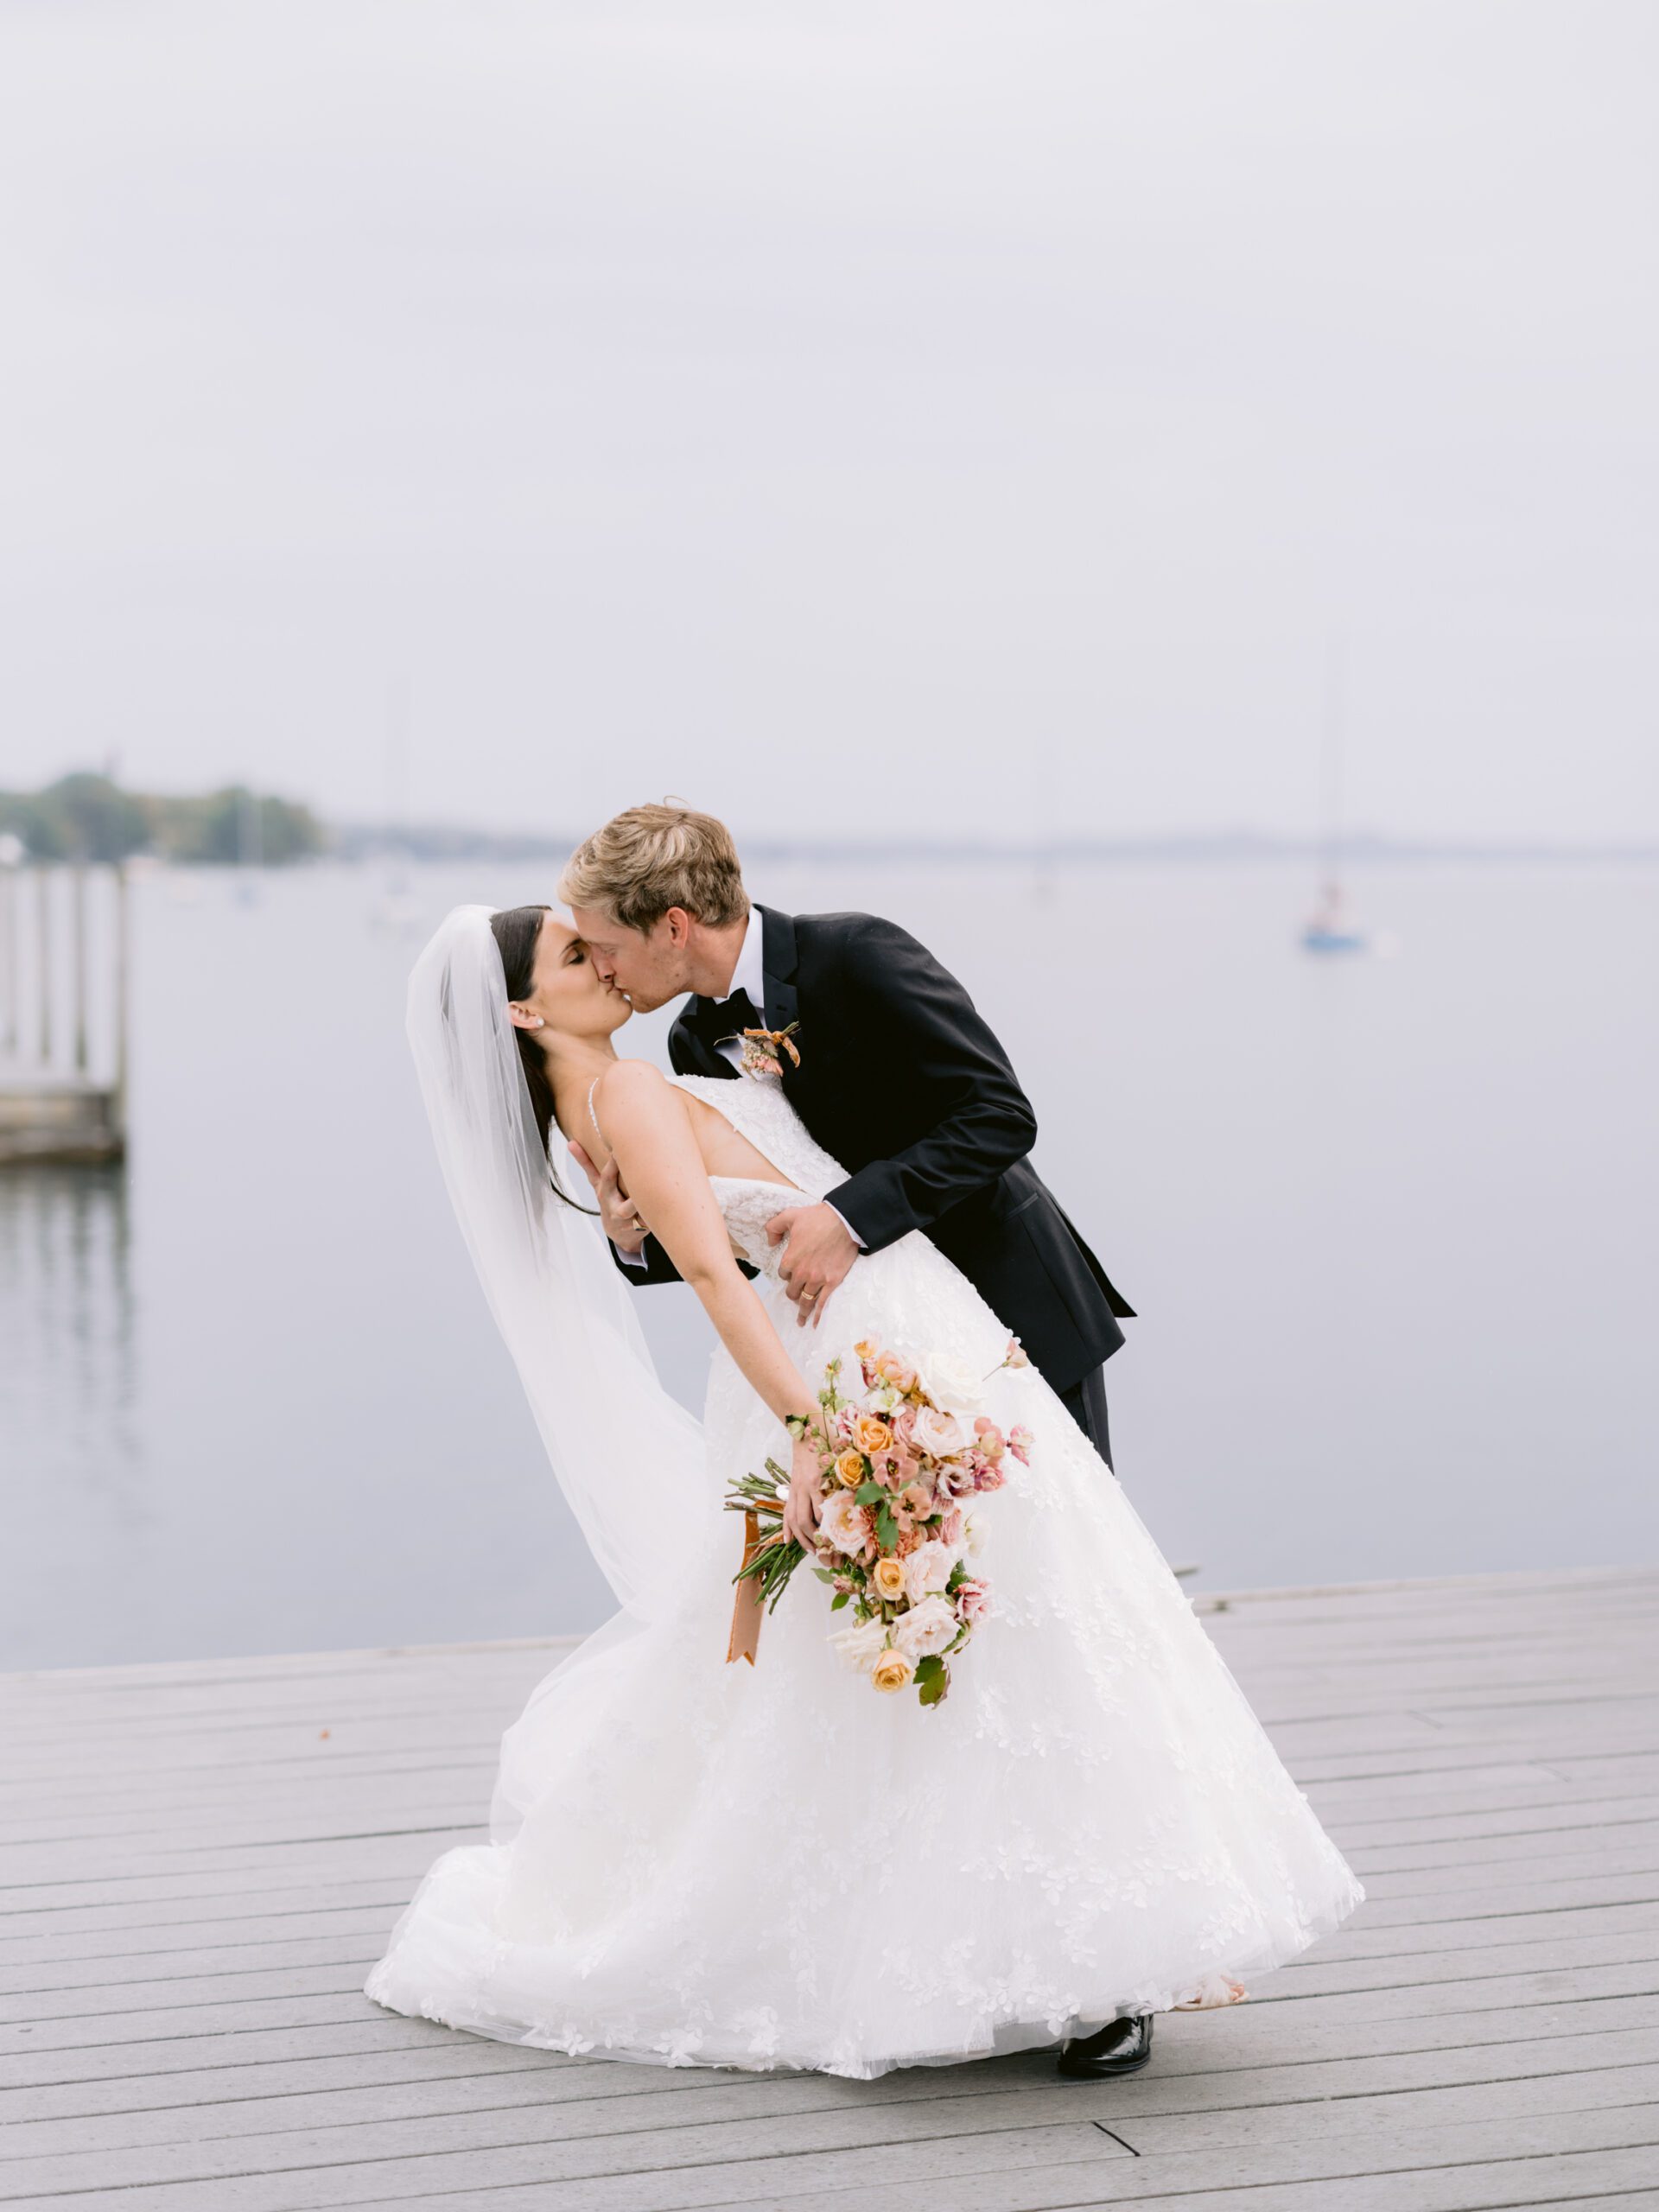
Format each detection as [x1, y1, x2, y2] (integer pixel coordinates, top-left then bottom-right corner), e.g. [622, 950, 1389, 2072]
[365, 1071, 1363, 2078]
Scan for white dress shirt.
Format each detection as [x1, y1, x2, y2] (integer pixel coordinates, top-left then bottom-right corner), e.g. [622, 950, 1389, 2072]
[709, 906, 766, 1071]
[618, 906, 863, 1261]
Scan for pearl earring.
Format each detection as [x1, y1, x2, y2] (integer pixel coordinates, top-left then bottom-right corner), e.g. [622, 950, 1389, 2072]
[531, 1016, 546, 1029]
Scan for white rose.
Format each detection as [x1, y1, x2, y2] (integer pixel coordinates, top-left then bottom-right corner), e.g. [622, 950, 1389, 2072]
[830, 1618, 893, 1675]
[892, 1594, 958, 1661]
[819, 1490, 870, 1556]
[913, 1350, 984, 1414]
[963, 1515, 986, 1558]
[912, 1406, 971, 1460]
[902, 1539, 957, 1605]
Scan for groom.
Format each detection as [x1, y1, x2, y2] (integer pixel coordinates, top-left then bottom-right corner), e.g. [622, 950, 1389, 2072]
[561, 801, 1134, 1472]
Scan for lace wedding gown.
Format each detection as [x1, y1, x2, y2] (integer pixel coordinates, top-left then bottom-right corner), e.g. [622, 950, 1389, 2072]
[365, 1071, 1364, 2078]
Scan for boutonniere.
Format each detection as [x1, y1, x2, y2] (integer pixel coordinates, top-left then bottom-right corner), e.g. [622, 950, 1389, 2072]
[724, 1020, 801, 1077]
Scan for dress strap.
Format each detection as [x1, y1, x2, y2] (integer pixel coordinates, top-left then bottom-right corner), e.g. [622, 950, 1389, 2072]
[587, 1077, 603, 1147]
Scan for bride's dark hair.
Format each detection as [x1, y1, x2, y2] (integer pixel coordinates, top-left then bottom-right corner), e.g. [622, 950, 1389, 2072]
[490, 903, 593, 1211]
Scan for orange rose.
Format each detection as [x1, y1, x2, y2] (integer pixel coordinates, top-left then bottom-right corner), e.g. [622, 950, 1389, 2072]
[836, 1450, 867, 1489]
[873, 1555, 907, 1600]
[871, 1650, 914, 1694]
[852, 1414, 893, 1455]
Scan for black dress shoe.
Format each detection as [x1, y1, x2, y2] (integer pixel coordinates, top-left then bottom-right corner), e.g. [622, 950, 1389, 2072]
[1057, 2010, 1154, 2078]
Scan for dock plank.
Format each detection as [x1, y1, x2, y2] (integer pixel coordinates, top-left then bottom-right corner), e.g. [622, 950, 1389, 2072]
[3, 1564, 1655, 2208]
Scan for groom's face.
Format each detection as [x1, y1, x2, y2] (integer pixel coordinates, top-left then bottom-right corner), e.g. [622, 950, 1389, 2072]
[569, 905, 691, 1014]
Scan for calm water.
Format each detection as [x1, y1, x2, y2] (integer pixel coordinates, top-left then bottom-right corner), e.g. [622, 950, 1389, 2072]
[3, 857, 1655, 1669]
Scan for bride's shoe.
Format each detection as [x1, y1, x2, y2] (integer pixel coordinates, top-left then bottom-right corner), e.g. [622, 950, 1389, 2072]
[1056, 2011, 1154, 2078]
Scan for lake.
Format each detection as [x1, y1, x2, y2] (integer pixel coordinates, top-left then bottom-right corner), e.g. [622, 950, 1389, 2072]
[3, 855, 1654, 1669]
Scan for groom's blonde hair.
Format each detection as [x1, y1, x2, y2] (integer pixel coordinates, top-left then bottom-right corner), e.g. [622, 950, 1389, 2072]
[560, 801, 750, 933]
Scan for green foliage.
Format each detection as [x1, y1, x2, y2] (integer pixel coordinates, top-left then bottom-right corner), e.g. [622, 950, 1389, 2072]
[0, 774, 148, 862]
[0, 773, 324, 866]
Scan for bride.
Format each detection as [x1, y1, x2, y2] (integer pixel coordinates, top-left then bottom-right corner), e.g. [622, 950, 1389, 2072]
[364, 899, 1364, 2082]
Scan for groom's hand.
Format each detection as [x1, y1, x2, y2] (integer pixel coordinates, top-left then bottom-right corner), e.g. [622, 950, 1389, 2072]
[569, 1142, 649, 1256]
[767, 1203, 858, 1328]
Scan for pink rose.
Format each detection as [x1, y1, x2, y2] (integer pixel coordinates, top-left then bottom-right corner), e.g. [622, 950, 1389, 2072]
[940, 1505, 963, 1545]
[974, 1418, 1006, 1459]
[956, 1577, 992, 1624]
[819, 1490, 871, 1556]
[902, 1538, 957, 1605]
[912, 1406, 971, 1459]
[891, 1594, 958, 1661]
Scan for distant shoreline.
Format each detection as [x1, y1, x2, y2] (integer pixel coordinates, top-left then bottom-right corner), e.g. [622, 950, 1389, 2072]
[332, 826, 1659, 868]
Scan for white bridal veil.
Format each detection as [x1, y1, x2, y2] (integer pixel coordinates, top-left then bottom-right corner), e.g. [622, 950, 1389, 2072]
[405, 905, 707, 1641]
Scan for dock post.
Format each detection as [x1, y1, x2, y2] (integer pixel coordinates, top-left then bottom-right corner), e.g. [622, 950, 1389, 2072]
[0, 869, 15, 1058]
[72, 863, 89, 1075]
[111, 863, 129, 1147]
[36, 868, 51, 1067]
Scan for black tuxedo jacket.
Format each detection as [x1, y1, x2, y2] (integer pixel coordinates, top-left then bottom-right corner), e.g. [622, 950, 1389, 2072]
[617, 904, 1134, 1395]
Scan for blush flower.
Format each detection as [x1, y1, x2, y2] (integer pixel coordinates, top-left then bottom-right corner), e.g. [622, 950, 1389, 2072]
[955, 1577, 993, 1624]
[902, 1539, 957, 1604]
[820, 1490, 870, 1555]
[912, 1406, 971, 1459]
[892, 1595, 958, 1661]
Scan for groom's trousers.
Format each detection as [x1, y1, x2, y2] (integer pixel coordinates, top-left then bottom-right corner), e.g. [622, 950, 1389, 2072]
[1059, 1364, 1113, 1473]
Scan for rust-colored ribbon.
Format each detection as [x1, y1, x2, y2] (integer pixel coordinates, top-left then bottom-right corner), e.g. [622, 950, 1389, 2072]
[741, 1024, 801, 1069]
[726, 1508, 766, 1666]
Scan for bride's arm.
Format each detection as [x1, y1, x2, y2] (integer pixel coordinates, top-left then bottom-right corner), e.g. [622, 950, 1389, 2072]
[595, 1065, 822, 1535]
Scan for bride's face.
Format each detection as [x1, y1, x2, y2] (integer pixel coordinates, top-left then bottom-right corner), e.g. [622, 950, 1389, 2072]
[508, 914, 631, 1040]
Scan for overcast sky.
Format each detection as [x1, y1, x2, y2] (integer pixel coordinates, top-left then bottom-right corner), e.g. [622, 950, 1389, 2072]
[3, 1, 1656, 846]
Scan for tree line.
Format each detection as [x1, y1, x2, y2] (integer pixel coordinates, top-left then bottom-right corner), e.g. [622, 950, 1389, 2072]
[0, 773, 325, 866]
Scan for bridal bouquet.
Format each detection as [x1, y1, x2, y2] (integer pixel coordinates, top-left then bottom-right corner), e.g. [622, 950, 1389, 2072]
[724, 1338, 1032, 1707]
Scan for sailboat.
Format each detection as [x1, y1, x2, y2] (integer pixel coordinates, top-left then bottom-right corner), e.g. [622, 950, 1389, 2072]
[1300, 639, 1370, 955]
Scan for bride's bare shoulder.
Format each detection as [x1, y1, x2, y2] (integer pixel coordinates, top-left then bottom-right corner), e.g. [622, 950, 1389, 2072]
[595, 1058, 671, 1102]
[592, 1058, 690, 1133]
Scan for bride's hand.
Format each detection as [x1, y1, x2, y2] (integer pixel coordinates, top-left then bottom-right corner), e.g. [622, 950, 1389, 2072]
[782, 1433, 823, 1553]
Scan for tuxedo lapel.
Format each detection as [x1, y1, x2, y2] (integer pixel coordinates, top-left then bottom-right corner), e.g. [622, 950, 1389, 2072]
[757, 905, 801, 1070]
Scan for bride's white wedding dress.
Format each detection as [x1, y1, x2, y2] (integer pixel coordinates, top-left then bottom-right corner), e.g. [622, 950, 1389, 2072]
[365, 1069, 1363, 2079]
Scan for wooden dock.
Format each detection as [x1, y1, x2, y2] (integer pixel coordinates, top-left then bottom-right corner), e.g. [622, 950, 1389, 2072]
[3, 1564, 1657, 2209]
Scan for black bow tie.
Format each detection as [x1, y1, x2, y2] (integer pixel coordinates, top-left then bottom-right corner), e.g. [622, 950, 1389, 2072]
[696, 985, 759, 1041]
